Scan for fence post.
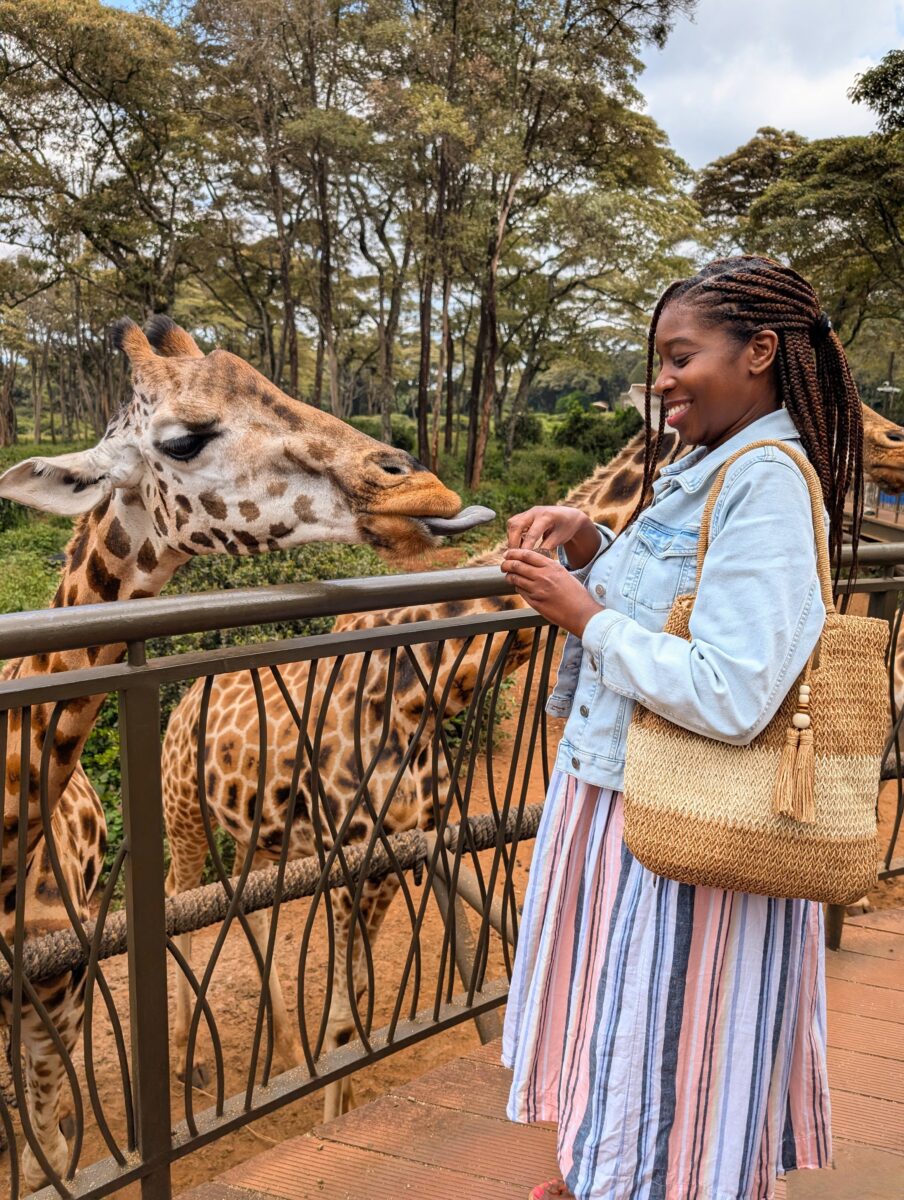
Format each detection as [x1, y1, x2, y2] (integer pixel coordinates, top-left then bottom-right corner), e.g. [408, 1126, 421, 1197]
[120, 647, 172, 1200]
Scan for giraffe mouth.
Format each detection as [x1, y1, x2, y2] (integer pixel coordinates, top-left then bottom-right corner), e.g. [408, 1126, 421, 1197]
[418, 505, 496, 535]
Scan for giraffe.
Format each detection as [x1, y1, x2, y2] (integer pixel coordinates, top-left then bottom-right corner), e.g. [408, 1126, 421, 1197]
[161, 395, 904, 1116]
[0, 316, 481, 1191]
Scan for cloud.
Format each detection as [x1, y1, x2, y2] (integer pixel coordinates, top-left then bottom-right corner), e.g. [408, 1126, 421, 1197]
[639, 0, 904, 167]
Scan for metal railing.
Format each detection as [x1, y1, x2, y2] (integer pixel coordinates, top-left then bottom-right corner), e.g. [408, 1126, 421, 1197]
[0, 552, 902, 1199]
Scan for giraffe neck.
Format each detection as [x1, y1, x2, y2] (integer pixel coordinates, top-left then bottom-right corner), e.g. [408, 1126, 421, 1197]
[3, 489, 184, 853]
[394, 428, 687, 729]
[468, 427, 682, 567]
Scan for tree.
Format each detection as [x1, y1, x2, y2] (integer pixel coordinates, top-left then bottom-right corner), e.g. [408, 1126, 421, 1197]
[693, 126, 807, 253]
[0, 0, 202, 314]
[850, 49, 904, 135]
[748, 133, 904, 344]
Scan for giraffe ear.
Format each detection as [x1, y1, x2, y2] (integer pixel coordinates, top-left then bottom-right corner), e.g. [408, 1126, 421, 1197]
[0, 448, 115, 516]
[145, 314, 205, 359]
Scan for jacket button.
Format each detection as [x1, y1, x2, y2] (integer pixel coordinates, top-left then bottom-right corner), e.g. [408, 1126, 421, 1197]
[580, 705, 589, 718]
[595, 584, 604, 597]
[571, 756, 580, 770]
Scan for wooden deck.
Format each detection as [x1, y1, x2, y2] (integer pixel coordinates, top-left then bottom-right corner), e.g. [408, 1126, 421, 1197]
[182, 909, 903, 1200]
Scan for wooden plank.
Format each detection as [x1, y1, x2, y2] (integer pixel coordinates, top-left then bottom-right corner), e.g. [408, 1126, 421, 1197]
[837, 926, 902, 961]
[464, 1038, 507, 1066]
[827, 1046, 904, 1103]
[218, 1134, 530, 1200]
[312, 1093, 559, 1188]
[824, 948, 902, 990]
[826, 977, 904, 1023]
[827, 1010, 904, 1058]
[178, 1186, 271, 1200]
[785, 1144, 904, 1198]
[829, 1090, 904, 1154]
[391, 1055, 516, 1119]
[846, 908, 904, 935]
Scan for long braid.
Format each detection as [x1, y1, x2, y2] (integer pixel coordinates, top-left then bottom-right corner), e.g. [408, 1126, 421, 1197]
[630, 280, 682, 527]
[631, 255, 863, 591]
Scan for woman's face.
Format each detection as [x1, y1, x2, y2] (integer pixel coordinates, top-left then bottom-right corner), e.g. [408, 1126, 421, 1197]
[652, 301, 779, 450]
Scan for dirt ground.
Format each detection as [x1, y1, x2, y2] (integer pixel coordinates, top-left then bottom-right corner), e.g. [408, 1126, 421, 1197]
[2, 620, 902, 1198]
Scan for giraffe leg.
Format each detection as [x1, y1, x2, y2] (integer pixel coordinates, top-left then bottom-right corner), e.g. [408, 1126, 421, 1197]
[166, 837, 214, 1090]
[321, 878, 401, 1121]
[244, 853, 303, 1072]
[11, 977, 84, 1192]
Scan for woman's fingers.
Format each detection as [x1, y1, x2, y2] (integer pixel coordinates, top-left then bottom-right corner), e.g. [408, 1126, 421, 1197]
[506, 511, 537, 549]
[504, 548, 554, 568]
[507, 508, 562, 550]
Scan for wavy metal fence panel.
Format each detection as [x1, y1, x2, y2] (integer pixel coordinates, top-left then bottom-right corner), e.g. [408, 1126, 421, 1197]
[0, 554, 901, 1199]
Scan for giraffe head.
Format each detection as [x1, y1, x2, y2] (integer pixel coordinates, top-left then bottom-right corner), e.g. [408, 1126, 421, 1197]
[859, 402, 904, 495]
[0, 318, 485, 560]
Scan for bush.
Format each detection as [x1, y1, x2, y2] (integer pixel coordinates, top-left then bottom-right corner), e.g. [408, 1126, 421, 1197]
[0, 518, 72, 610]
[552, 399, 641, 460]
[347, 414, 416, 454]
[495, 410, 544, 451]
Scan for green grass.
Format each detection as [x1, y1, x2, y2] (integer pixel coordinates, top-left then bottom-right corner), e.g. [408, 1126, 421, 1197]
[0, 516, 72, 611]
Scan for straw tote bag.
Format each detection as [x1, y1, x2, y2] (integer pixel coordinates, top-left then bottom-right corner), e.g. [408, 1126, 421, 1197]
[622, 439, 888, 904]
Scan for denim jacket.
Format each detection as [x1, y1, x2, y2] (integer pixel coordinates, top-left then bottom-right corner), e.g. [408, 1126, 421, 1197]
[547, 406, 829, 792]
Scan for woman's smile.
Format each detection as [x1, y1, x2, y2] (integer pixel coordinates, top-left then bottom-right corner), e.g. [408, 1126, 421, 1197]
[664, 398, 693, 427]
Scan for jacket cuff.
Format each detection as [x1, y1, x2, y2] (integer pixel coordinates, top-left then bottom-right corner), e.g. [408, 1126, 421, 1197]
[581, 608, 631, 669]
[556, 525, 610, 582]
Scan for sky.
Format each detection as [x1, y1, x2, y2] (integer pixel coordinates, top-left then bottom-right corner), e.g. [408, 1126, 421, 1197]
[639, 0, 904, 167]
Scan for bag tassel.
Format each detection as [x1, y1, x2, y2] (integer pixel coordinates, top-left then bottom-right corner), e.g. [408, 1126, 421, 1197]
[773, 727, 800, 818]
[793, 726, 815, 823]
[772, 683, 815, 823]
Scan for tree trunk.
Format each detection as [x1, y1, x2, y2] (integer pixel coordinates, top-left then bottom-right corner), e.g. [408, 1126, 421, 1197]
[469, 172, 522, 489]
[505, 359, 538, 462]
[444, 312, 455, 453]
[430, 273, 451, 471]
[0, 355, 18, 446]
[314, 150, 340, 416]
[465, 298, 488, 484]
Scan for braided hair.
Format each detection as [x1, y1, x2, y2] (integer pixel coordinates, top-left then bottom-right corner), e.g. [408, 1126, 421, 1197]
[632, 255, 863, 588]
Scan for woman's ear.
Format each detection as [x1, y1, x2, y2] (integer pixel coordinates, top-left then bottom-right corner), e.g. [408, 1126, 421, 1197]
[748, 329, 778, 375]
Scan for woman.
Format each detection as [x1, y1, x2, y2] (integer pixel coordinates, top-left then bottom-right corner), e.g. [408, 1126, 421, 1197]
[500, 256, 862, 1200]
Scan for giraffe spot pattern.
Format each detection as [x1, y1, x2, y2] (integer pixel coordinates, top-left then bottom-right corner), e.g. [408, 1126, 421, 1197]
[86, 551, 121, 602]
[104, 517, 131, 560]
[199, 492, 227, 519]
[294, 496, 316, 523]
[137, 539, 158, 573]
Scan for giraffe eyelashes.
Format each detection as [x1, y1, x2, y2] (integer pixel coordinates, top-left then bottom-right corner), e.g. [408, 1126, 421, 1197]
[156, 432, 221, 462]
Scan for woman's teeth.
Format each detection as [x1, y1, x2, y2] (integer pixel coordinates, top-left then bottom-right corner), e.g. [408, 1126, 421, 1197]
[666, 402, 691, 424]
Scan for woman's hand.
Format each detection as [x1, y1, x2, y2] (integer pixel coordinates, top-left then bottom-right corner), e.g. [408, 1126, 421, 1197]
[506, 506, 602, 569]
[501, 548, 603, 637]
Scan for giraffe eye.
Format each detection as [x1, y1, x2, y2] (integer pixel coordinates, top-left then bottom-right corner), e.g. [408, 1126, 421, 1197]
[156, 432, 219, 462]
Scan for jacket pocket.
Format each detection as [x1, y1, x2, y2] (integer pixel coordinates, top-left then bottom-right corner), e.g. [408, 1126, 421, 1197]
[620, 516, 699, 613]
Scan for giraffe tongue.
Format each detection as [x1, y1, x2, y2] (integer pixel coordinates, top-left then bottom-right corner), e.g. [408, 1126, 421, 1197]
[421, 505, 496, 535]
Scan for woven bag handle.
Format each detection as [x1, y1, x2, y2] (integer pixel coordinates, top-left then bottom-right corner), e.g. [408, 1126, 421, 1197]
[693, 438, 835, 615]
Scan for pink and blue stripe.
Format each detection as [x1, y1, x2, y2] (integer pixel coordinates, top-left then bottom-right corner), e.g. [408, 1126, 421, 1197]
[503, 771, 831, 1200]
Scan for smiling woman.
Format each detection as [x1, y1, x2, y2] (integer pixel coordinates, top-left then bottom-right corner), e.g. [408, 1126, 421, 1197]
[500, 255, 872, 1200]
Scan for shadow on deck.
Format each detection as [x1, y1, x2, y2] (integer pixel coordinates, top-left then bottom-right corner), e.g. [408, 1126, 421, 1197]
[182, 909, 903, 1200]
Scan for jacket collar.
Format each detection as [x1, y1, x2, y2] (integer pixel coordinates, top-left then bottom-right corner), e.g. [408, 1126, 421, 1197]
[654, 407, 802, 495]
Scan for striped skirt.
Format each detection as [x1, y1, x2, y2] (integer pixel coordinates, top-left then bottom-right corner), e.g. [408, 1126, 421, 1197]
[502, 772, 831, 1200]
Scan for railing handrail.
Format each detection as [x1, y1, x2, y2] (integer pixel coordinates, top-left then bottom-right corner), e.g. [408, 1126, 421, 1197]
[4, 544, 904, 661]
[0, 564, 514, 659]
